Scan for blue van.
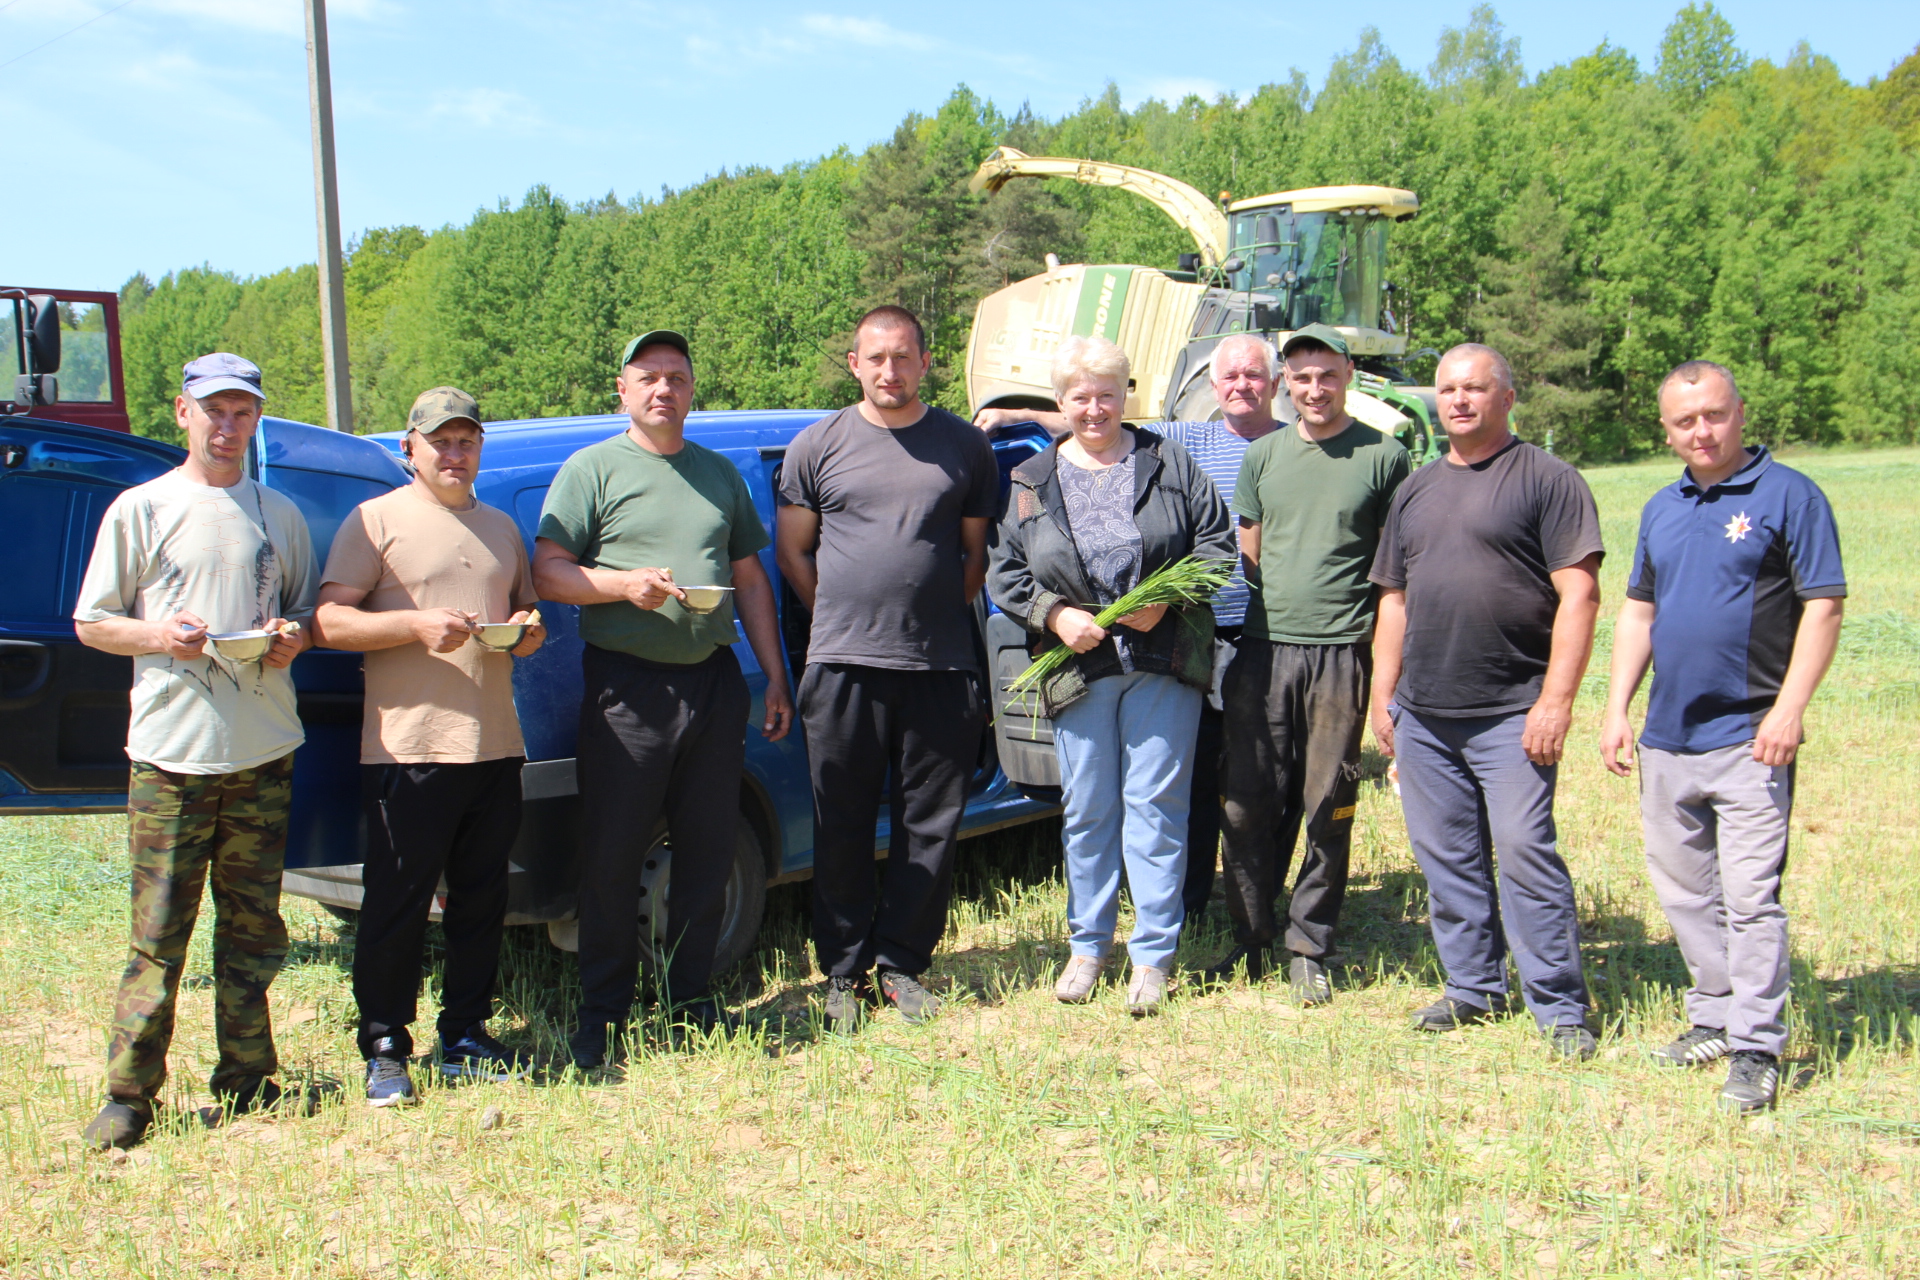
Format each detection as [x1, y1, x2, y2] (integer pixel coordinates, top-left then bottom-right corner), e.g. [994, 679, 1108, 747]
[0, 410, 1062, 974]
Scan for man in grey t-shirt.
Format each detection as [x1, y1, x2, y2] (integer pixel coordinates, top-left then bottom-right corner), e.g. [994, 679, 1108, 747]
[776, 305, 998, 1031]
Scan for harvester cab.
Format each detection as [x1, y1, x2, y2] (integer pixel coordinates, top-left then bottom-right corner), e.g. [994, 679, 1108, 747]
[964, 149, 1437, 459]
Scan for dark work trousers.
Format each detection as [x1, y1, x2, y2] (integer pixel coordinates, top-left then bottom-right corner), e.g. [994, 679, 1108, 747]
[1180, 624, 1241, 916]
[354, 756, 523, 1059]
[801, 663, 983, 979]
[1393, 707, 1590, 1030]
[1219, 640, 1370, 959]
[575, 644, 748, 1033]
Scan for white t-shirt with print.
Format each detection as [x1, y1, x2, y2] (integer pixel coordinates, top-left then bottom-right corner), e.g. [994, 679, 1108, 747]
[75, 469, 318, 774]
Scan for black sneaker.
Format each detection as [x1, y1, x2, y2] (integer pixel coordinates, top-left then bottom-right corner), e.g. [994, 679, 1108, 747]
[1547, 1022, 1599, 1061]
[1652, 1025, 1730, 1068]
[1288, 956, 1333, 1006]
[877, 969, 940, 1024]
[1196, 943, 1273, 989]
[213, 1076, 308, 1117]
[82, 1099, 152, 1150]
[822, 975, 868, 1035]
[365, 1053, 417, 1108]
[1411, 995, 1508, 1032]
[671, 997, 741, 1038]
[440, 1025, 529, 1082]
[1719, 1050, 1780, 1114]
[569, 1021, 623, 1072]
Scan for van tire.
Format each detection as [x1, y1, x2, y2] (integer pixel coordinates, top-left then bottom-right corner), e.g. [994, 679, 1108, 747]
[634, 815, 769, 980]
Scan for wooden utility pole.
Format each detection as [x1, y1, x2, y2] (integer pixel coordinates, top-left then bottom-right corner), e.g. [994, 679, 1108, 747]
[305, 0, 352, 432]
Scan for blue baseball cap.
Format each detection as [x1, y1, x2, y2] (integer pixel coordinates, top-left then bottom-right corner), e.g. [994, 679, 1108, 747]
[182, 352, 265, 401]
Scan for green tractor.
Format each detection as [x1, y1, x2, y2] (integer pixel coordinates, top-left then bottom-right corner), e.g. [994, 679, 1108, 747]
[963, 148, 1440, 460]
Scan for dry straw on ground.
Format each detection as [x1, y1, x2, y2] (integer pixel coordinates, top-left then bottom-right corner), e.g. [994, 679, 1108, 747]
[1, 448, 1915, 1278]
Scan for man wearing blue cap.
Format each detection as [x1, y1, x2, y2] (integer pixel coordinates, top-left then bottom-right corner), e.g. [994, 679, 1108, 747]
[73, 353, 317, 1148]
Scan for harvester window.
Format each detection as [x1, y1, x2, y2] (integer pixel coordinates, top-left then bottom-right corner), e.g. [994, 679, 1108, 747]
[1227, 210, 1386, 336]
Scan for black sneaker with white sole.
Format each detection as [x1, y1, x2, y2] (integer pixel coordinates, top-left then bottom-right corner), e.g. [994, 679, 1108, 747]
[440, 1025, 529, 1081]
[365, 1052, 418, 1107]
[1718, 1050, 1780, 1113]
[877, 969, 940, 1024]
[1652, 1025, 1730, 1068]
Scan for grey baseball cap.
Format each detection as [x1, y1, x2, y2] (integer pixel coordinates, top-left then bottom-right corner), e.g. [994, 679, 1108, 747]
[1279, 324, 1352, 360]
[182, 352, 265, 401]
[619, 329, 692, 369]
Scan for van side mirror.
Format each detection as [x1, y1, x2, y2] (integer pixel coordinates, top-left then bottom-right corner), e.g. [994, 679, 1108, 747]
[26, 295, 60, 375]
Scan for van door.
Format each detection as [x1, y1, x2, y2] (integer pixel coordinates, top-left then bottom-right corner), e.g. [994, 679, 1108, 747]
[0, 418, 183, 811]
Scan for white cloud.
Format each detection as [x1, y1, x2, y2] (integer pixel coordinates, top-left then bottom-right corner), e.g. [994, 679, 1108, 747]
[429, 86, 541, 132]
[797, 14, 934, 52]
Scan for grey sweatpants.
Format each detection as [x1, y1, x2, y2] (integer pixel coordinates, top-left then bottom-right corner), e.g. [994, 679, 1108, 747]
[1639, 741, 1794, 1057]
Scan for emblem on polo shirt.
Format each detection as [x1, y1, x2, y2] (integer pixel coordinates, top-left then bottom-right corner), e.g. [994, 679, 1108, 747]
[1723, 511, 1753, 543]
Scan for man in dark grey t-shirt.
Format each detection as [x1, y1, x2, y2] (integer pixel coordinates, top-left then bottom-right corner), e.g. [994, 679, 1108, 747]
[776, 305, 998, 1031]
[1368, 343, 1605, 1060]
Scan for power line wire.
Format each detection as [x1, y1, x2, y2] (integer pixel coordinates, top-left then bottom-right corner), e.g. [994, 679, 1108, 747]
[0, 0, 140, 74]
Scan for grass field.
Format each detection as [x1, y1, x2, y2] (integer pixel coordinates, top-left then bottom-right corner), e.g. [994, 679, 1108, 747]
[2, 447, 1916, 1278]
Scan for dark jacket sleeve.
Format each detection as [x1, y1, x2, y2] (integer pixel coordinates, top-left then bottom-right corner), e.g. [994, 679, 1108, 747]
[987, 481, 1067, 636]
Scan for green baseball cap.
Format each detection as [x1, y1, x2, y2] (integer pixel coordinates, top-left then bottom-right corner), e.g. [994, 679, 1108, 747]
[1279, 323, 1351, 360]
[619, 329, 692, 369]
[407, 386, 483, 434]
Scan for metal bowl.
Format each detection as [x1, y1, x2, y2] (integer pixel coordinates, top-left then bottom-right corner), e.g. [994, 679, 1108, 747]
[208, 630, 276, 663]
[472, 622, 528, 651]
[678, 586, 733, 616]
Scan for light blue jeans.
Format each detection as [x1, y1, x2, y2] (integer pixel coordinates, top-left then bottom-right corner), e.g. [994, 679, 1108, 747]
[1053, 671, 1203, 970]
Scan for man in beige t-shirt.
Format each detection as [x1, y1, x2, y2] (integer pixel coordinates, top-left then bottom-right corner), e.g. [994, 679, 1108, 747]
[314, 387, 545, 1106]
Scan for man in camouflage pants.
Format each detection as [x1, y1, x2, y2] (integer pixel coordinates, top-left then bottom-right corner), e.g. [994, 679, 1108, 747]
[74, 354, 317, 1148]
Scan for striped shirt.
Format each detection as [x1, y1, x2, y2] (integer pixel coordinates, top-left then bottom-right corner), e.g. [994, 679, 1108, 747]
[1155, 420, 1267, 626]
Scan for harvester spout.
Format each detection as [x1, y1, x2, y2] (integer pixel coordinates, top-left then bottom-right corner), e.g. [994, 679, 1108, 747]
[967, 147, 1232, 268]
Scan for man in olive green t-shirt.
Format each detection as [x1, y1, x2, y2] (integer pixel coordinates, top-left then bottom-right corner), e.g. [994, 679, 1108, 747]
[1206, 325, 1410, 1004]
[533, 331, 793, 1065]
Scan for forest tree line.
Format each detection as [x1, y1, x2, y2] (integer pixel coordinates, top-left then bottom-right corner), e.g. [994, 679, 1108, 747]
[117, 4, 1920, 462]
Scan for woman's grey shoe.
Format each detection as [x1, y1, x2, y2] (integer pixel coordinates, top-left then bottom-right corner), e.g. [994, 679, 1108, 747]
[1126, 964, 1170, 1017]
[1652, 1025, 1730, 1067]
[1288, 956, 1333, 1006]
[1054, 954, 1104, 1004]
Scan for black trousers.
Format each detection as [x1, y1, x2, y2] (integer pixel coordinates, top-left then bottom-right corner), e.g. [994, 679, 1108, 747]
[801, 663, 982, 979]
[1182, 698, 1225, 916]
[576, 644, 748, 1028]
[353, 756, 523, 1058]
[1219, 639, 1370, 959]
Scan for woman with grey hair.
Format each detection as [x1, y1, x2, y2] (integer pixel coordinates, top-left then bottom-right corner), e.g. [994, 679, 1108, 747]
[987, 335, 1234, 1014]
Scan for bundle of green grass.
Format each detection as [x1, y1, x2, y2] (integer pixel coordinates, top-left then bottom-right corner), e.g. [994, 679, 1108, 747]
[1008, 555, 1232, 704]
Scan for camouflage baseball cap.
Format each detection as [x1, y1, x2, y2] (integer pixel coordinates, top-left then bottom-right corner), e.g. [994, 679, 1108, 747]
[407, 386, 483, 434]
[1280, 323, 1351, 360]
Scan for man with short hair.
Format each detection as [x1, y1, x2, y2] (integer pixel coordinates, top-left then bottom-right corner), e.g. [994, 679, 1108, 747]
[314, 387, 546, 1106]
[1602, 360, 1844, 1113]
[778, 305, 999, 1031]
[534, 332, 793, 1067]
[975, 331, 1283, 919]
[1369, 342, 1604, 1060]
[1207, 324, 1411, 1002]
[74, 353, 317, 1148]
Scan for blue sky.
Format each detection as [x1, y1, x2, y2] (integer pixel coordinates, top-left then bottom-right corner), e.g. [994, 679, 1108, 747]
[5, 0, 1914, 290]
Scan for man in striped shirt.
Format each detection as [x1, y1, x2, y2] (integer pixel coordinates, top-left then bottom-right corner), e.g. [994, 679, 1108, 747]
[975, 333, 1282, 918]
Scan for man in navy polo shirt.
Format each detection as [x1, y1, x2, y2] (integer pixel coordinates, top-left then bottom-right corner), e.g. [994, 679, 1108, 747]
[1602, 359, 1845, 1114]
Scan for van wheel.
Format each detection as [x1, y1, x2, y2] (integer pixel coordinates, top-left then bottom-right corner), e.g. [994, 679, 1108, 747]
[634, 816, 769, 979]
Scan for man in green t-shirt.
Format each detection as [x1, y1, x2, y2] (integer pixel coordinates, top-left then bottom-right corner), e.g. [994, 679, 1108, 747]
[1204, 325, 1411, 1003]
[533, 331, 793, 1066]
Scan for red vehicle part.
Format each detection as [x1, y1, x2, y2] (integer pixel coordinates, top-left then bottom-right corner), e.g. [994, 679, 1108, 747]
[2, 287, 130, 435]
